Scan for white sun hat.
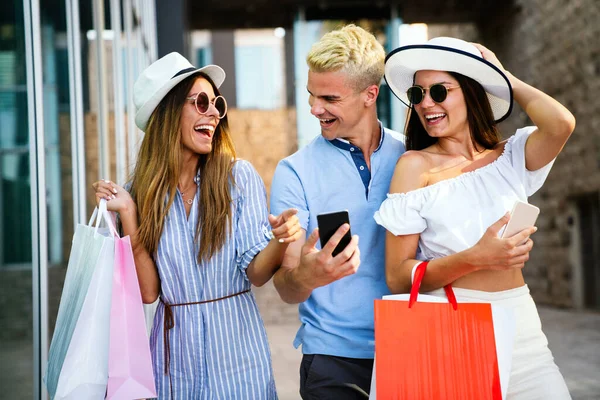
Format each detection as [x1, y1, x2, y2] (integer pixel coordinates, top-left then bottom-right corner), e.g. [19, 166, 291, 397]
[384, 37, 513, 122]
[134, 52, 225, 131]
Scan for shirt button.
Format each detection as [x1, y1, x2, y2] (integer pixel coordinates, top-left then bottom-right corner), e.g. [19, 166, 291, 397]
[350, 147, 355, 151]
[360, 166, 365, 170]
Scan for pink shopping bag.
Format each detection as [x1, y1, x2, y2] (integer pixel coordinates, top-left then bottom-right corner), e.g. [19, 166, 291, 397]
[106, 235, 157, 399]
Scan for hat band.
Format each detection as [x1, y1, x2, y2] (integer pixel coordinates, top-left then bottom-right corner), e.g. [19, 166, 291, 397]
[172, 67, 196, 78]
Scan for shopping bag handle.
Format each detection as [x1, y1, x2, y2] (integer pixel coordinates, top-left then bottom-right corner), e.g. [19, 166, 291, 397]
[408, 261, 458, 310]
[88, 198, 119, 238]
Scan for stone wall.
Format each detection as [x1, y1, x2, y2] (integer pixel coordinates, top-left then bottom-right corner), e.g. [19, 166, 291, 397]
[477, 0, 600, 307]
[422, 2, 600, 308]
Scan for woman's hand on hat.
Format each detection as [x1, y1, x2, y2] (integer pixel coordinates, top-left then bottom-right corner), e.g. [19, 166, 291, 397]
[471, 43, 507, 74]
[268, 208, 303, 244]
[92, 179, 135, 215]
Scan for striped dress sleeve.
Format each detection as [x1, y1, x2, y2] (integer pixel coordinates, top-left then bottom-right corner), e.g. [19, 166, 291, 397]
[233, 160, 272, 275]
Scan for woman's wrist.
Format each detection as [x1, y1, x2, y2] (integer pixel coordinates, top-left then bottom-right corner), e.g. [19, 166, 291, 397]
[119, 198, 137, 218]
[504, 70, 524, 90]
[458, 247, 482, 273]
[267, 237, 290, 259]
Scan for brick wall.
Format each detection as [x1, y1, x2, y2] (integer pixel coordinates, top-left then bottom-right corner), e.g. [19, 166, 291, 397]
[227, 108, 298, 198]
[227, 108, 300, 323]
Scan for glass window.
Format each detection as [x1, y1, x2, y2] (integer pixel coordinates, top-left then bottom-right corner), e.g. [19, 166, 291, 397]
[234, 29, 285, 110]
[0, 2, 33, 398]
[0, 3, 31, 267]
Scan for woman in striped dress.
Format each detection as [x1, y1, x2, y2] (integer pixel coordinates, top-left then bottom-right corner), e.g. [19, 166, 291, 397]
[93, 52, 301, 399]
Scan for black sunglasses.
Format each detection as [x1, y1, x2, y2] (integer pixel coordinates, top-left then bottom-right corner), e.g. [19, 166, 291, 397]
[406, 84, 460, 105]
[186, 92, 228, 119]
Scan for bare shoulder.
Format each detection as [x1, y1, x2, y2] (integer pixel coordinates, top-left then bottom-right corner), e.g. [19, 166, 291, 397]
[390, 150, 430, 194]
[494, 139, 510, 153]
[397, 150, 431, 167]
[395, 150, 434, 177]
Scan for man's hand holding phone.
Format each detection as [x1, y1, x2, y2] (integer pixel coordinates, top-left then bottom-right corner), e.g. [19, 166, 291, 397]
[294, 211, 361, 292]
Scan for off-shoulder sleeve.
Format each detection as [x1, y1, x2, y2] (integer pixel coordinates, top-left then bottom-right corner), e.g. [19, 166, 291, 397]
[374, 192, 427, 236]
[505, 126, 555, 196]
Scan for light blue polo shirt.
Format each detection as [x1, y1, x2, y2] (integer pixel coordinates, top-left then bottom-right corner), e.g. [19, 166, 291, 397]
[270, 125, 406, 359]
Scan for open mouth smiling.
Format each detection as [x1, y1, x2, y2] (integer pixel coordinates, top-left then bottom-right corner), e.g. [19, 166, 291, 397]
[425, 113, 446, 123]
[194, 124, 215, 137]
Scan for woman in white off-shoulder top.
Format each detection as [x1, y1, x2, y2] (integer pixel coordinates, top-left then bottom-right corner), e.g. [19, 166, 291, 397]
[375, 37, 575, 398]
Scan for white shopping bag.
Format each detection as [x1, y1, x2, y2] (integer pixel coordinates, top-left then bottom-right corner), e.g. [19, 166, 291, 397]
[46, 200, 118, 399]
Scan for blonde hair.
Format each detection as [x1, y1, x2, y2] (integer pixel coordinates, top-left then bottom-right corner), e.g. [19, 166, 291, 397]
[130, 72, 236, 263]
[306, 24, 385, 91]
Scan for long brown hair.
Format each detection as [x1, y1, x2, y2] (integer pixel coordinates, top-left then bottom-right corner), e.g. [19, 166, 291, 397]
[130, 72, 237, 262]
[404, 72, 501, 151]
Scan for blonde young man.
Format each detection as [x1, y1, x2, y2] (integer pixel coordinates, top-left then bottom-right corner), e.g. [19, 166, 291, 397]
[269, 25, 405, 398]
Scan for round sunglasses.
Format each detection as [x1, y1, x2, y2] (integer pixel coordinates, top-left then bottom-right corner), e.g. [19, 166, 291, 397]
[406, 84, 460, 105]
[186, 92, 228, 119]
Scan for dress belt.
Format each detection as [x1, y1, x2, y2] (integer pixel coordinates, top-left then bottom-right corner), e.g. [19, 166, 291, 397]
[160, 289, 251, 376]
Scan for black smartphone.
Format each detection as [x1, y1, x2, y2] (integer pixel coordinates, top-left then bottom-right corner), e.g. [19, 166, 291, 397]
[317, 210, 352, 257]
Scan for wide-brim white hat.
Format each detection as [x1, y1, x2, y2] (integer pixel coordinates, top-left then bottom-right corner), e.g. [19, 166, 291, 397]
[134, 52, 225, 131]
[384, 37, 512, 122]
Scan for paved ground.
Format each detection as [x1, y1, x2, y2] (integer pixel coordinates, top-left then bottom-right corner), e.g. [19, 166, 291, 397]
[539, 306, 600, 399]
[262, 304, 600, 400]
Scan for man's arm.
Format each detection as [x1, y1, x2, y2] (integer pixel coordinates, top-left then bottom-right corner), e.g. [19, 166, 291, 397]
[273, 234, 310, 303]
[273, 226, 361, 304]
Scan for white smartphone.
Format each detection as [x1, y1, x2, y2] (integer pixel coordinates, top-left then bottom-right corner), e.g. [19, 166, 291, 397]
[501, 201, 540, 243]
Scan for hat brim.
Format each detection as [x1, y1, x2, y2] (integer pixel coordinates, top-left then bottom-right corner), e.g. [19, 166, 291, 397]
[384, 45, 513, 123]
[135, 65, 225, 131]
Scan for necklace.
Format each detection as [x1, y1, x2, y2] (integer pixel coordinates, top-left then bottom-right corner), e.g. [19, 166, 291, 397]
[178, 182, 195, 205]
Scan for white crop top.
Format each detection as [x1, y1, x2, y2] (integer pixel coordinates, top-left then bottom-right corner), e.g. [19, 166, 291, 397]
[374, 126, 554, 261]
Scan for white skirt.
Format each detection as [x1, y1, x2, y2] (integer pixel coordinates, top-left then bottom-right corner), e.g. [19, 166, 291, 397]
[426, 285, 572, 400]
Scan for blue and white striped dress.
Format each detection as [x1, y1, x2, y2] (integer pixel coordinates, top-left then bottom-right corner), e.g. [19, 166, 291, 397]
[149, 160, 277, 399]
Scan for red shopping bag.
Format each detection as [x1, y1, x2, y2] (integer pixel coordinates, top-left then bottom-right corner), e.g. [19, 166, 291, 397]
[106, 235, 157, 399]
[374, 262, 502, 400]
